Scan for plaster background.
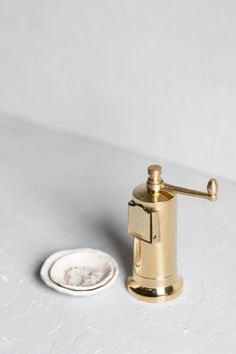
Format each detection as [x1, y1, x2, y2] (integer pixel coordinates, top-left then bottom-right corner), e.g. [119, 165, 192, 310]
[0, 0, 235, 180]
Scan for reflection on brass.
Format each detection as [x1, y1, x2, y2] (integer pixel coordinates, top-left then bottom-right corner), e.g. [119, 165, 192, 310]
[127, 164, 219, 303]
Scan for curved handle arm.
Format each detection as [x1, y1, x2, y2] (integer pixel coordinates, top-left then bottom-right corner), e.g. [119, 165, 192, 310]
[162, 179, 219, 202]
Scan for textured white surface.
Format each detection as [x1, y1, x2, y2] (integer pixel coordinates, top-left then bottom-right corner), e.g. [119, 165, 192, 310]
[0, 115, 235, 353]
[0, 1, 236, 180]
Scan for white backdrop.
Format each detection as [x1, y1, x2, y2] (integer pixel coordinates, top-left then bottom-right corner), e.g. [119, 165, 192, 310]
[0, 0, 235, 181]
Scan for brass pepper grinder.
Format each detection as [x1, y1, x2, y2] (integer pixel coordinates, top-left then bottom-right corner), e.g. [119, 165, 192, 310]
[127, 165, 219, 303]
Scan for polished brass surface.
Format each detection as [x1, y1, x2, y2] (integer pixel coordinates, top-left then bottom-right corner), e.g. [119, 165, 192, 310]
[162, 179, 219, 201]
[127, 276, 183, 303]
[127, 164, 218, 303]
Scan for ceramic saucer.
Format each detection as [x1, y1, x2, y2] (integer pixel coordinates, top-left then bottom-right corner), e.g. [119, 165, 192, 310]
[40, 249, 119, 296]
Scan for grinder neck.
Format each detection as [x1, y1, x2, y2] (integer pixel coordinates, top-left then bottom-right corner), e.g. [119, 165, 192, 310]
[146, 165, 218, 203]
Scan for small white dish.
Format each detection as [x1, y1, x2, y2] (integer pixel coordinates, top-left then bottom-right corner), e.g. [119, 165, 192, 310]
[40, 249, 119, 296]
[49, 249, 114, 291]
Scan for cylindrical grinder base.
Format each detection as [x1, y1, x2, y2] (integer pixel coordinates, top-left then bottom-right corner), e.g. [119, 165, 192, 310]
[127, 275, 183, 303]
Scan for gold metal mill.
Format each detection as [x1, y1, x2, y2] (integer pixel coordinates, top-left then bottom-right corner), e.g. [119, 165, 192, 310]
[127, 164, 219, 303]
